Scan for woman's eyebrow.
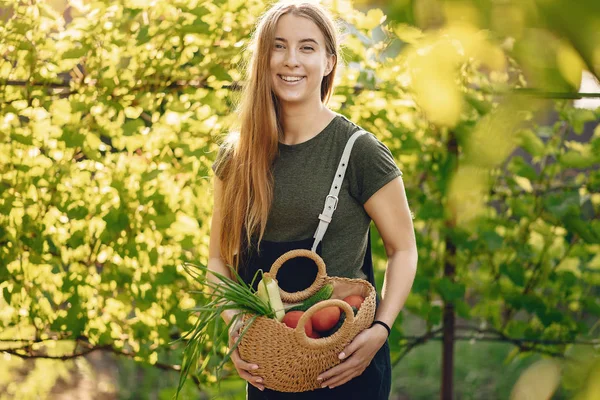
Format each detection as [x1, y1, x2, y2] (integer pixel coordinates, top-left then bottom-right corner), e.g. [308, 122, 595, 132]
[274, 37, 319, 45]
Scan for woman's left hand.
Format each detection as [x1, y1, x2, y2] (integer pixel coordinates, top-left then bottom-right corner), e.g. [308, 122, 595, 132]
[316, 324, 388, 389]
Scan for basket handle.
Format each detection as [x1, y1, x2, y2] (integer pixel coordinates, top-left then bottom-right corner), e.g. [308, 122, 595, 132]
[294, 299, 355, 348]
[269, 249, 327, 303]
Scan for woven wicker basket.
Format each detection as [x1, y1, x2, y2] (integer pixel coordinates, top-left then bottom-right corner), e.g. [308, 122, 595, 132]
[237, 249, 377, 392]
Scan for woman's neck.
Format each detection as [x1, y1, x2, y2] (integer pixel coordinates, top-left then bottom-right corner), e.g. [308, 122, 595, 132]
[279, 101, 337, 146]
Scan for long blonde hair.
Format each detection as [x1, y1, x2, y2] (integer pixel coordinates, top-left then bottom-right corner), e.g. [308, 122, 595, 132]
[214, 1, 341, 271]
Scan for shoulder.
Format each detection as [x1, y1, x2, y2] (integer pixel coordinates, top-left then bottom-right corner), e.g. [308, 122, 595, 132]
[337, 115, 403, 203]
[333, 113, 362, 139]
[334, 114, 393, 159]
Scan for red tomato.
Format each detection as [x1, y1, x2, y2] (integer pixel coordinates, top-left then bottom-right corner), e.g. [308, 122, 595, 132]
[307, 330, 321, 339]
[310, 306, 341, 332]
[343, 295, 365, 310]
[282, 311, 313, 337]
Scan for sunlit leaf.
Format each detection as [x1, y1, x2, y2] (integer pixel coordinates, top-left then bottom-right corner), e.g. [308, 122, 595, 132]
[510, 359, 561, 400]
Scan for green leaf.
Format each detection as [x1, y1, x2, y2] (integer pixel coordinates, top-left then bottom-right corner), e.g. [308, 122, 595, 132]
[513, 176, 533, 192]
[568, 108, 597, 134]
[21, 232, 44, 254]
[14, 164, 31, 173]
[556, 270, 577, 288]
[209, 65, 232, 82]
[538, 307, 564, 326]
[66, 230, 86, 248]
[563, 218, 600, 244]
[507, 156, 538, 181]
[11, 132, 33, 145]
[559, 150, 598, 168]
[455, 299, 471, 318]
[63, 46, 88, 59]
[411, 276, 431, 294]
[429, 305, 442, 326]
[508, 196, 535, 218]
[418, 198, 444, 220]
[464, 92, 492, 115]
[481, 231, 503, 251]
[562, 346, 600, 391]
[436, 278, 465, 302]
[543, 191, 580, 218]
[137, 26, 151, 44]
[521, 295, 546, 315]
[358, 9, 387, 31]
[67, 205, 89, 220]
[103, 208, 130, 233]
[448, 228, 477, 251]
[2, 286, 12, 303]
[392, 23, 424, 44]
[500, 263, 525, 287]
[517, 129, 545, 157]
[180, 20, 211, 34]
[123, 119, 145, 136]
[582, 298, 600, 316]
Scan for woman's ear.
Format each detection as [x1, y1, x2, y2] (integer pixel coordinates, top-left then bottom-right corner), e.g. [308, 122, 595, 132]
[324, 54, 336, 76]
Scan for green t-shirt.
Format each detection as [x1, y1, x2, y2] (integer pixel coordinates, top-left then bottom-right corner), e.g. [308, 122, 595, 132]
[212, 113, 402, 280]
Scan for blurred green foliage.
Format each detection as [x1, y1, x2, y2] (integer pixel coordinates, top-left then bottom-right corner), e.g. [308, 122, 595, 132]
[0, 0, 599, 398]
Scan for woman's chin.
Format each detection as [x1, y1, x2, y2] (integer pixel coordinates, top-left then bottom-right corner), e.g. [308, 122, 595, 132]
[275, 92, 306, 103]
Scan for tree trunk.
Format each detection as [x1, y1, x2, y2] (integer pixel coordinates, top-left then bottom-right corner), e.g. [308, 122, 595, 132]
[441, 132, 458, 400]
[441, 239, 456, 400]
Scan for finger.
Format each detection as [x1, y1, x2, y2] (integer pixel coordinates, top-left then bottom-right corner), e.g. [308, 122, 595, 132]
[251, 383, 265, 392]
[339, 334, 366, 360]
[322, 369, 359, 389]
[229, 328, 241, 342]
[237, 366, 264, 385]
[317, 359, 354, 382]
[230, 327, 240, 337]
[234, 357, 264, 389]
[230, 349, 260, 372]
[238, 369, 265, 391]
[229, 321, 244, 340]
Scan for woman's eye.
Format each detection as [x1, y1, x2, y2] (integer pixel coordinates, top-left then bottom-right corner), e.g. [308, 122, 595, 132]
[273, 44, 313, 51]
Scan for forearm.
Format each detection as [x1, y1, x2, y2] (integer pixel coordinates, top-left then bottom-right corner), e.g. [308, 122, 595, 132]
[374, 248, 418, 329]
[207, 256, 242, 325]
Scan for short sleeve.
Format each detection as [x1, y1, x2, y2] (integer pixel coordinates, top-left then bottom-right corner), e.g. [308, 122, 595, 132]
[211, 144, 233, 180]
[348, 132, 403, 205]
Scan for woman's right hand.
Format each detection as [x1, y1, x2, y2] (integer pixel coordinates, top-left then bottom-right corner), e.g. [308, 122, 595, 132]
[229, 318, 265, 391]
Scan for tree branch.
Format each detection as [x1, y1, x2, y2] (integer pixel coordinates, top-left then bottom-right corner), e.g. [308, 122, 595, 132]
[2, 341, 181, 372]
[455, 325, 599, 346]
[388, 324, 598, 367]
[391, 328, 443, 368]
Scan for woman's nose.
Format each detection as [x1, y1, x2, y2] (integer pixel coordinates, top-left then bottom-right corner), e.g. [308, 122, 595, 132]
[284, 49, 300, 67]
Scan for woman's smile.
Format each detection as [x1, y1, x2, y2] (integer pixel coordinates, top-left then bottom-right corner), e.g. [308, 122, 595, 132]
[278, 74, 306, 84]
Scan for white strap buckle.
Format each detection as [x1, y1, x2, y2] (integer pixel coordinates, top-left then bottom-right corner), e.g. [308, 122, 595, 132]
[325, 195, 338, 212]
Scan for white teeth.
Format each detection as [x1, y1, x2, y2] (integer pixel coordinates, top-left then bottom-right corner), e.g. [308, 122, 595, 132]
[280, 75, 304, 82]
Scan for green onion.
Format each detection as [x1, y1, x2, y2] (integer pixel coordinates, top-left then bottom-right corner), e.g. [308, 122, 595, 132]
[173, 263, 273, 399]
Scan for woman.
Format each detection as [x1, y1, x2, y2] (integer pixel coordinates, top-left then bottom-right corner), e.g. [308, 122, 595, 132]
[208, 1, 417, 399]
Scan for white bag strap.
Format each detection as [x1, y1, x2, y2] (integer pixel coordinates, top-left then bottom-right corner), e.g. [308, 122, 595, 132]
[311, 130, 366, 252]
